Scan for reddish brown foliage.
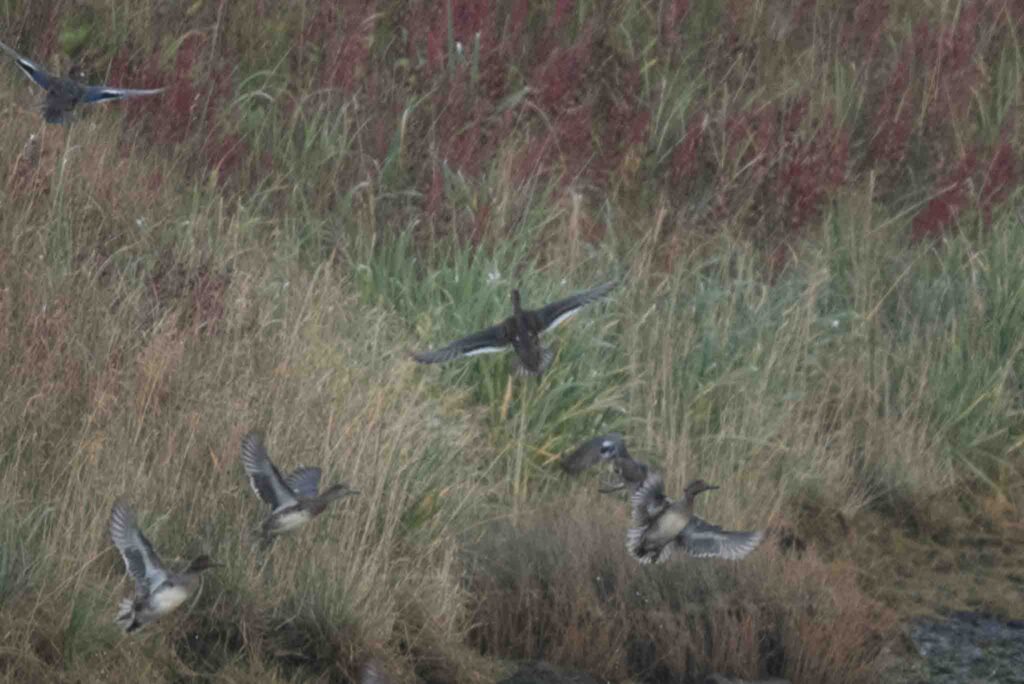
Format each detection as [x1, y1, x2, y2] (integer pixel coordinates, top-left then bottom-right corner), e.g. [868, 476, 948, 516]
[912, 137, 1021, 240]
[536, 35, 592, 112]
[926, 5, 982, 131]
[425, 160, 444, 219]
[10, 1, 1021, 248]
[550, 0, 576, 37]
[36, 6, 60, 59]
[164, 33, 206, 138]
[408, 1, 501, 73]
[980, 142, 1021, 223]
[301, 1, 378, 91]
[111, 31, 256, 186]
[841, 0, 890, 59]
[511, 136, 551, 188]
[504, 0, 532, 53]
[204, 132, 247, 182]
[869, 43, 913, 169]
[551, 103, 595, 180]
[780, 112, 850, 232]
[912, 152, 978, 241]
[715, 99, 849, 238]
[670, 111, 707, 188]
[660, 0, 691, 47]
[450, 0, 497, 41]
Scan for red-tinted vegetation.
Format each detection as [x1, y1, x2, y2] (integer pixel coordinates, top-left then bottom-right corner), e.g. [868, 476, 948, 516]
[9, 1, 1017, 247]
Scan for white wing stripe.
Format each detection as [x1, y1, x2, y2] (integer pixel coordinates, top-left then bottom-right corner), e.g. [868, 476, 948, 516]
[542, 308, 581, 333]
[462, 345, 511, 357]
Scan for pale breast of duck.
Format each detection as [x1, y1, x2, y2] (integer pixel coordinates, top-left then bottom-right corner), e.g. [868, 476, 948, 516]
[151, 585, 190, 615]
[272, 508, 313, 534]
[646, 509, 689, 545]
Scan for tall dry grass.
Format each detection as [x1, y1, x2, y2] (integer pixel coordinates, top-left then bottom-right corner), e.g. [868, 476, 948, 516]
[465, 497, 895, 684]
[0, 144, 496, 679]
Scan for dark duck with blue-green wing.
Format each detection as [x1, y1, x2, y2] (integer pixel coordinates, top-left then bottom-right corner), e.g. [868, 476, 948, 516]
[412, 280, 618, 376]
[626, 473, 763, 564]
[0, 38, 164, 124]
[109, 500, 220, 632]
[241, 432, 358, 547]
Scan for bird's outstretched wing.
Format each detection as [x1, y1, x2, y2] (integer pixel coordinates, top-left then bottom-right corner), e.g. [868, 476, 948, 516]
[534, 280, 618, 333]
[629, 471, 668, 528]
[613, 455, 649, 490]
[559, 435, 607, 474]
[678, 517, 763, 560]
[241, 432, 299, 512]
[0, 39, 54, 90]
[625, 473, 674, 565]
[82, 85, 165, 104]
[411, 324, 510, 364]
[285, 466, 322, 499]
[559, 433, 623, 475]
[110, 500, 168, 598]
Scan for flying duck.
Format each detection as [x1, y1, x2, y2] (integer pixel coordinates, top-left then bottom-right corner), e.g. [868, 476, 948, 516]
[626, 473, 763, 564]
[412, 280, 618, 376]
[241, 431, 358, 546]
[109, 499, 220, 632]
[0, 38, 164, 124]
[559, 433, 650, 493]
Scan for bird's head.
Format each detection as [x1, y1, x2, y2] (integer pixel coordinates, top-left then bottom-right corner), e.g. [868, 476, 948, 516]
[186, 555, 222, 572]
[66, 63, 87, 82]
[598, 433, 625, 461]
[684, 479, 719, 498]
[510, 288, 523, 314]
[323, 483, 359, 501]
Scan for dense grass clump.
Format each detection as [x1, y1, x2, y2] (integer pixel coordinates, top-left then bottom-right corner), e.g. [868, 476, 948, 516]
[0, 1, 1022, 682]
[464, 500, 894, 684]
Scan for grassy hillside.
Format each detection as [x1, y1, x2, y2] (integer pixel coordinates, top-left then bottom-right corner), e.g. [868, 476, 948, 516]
[0, 1, 1022, 682]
